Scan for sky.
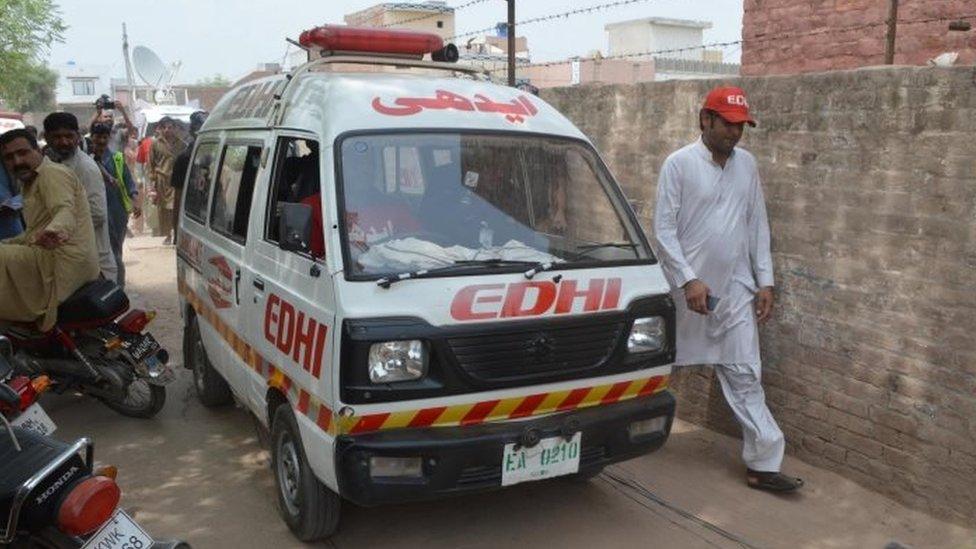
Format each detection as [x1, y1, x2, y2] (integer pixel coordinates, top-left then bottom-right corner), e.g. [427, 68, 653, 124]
[46, 0, 744, 83]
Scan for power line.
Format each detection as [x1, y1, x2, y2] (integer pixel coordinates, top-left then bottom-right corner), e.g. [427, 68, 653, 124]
[378, 0, 492, 29]
[487, 12, 976, 74]
[449, 0, 654, 41]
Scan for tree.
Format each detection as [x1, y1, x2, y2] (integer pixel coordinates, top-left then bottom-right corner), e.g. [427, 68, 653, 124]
[197, 74, 231, 87]
[0, 0, 66, 109]
[5, 62, 58, 112]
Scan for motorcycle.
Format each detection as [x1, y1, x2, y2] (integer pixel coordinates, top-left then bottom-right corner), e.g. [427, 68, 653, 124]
[0, 344, 190, 548]
[2, 280, 173, 419]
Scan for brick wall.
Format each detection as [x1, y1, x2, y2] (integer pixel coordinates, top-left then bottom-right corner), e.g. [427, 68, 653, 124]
[541, 65, 976, 525]
[742, 0, 976, 76]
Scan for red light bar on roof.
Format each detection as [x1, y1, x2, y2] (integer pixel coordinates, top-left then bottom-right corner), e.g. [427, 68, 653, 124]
[299, 25, 444, 57]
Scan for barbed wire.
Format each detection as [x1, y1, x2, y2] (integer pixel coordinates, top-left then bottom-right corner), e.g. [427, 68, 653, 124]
[485, 12, 976, 73]
[449, 0, 654, 41]
[378, 0, 492, 29]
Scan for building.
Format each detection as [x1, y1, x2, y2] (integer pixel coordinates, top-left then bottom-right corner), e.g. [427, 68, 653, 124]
[742, 0, 976, 76]
[519, 56, 656, 89]
[606, 17, 714, 61]
[459, 23, 531, 75]
[54, 61, 114, 119]
[345, 1, 456, 40]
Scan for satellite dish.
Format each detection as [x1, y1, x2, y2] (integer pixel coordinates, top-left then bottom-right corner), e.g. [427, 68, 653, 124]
[132, 46, 171, 88]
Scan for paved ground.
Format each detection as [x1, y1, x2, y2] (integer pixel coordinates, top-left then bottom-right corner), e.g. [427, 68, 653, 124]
[38, 238, 976, 548]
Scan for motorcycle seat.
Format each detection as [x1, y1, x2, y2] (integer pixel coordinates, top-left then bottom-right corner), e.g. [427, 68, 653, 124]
[57, 279, 130, 329]
[0, 426, 72, 517]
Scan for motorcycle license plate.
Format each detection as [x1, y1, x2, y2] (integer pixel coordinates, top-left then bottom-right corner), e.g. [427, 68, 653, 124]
[82, 509, 153, 549]
[129, 333, 161, 362]
[11, 403, 57, 436]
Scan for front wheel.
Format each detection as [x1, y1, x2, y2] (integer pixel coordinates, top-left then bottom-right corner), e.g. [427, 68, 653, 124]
[100, 378, 166, 418]
[271, 404, 340, 541]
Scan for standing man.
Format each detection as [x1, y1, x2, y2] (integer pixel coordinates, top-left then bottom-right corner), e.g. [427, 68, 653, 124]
[91, 122, 140, 287]
[653, 86, 803, 492]
[0, 129, 100, 331]
[43, 112, 118, 283]
[169, 111, 208, 245]
[148, 117, 182, 245]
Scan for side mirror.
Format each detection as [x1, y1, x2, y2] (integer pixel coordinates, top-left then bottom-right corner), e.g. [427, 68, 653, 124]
[278, 202, 313, 254]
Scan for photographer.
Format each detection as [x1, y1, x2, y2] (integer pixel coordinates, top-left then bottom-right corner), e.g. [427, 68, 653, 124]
[88, 95, 137, 154]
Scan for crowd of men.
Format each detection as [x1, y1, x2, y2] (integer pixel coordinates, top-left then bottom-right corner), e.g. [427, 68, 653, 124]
[0, 104, 206, 330]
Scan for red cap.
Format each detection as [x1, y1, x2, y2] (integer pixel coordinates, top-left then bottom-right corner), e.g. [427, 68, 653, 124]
[703, 86, 757, 127]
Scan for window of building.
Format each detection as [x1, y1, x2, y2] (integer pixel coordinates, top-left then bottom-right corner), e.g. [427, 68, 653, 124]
[183, 142, 220, 224]
[210, 144, 262, 242]
[437, 20, 444, 28]
[71, 79, 96, 96]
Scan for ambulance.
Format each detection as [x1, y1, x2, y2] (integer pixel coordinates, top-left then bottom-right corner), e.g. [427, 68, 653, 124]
[176, 25, 676, 540]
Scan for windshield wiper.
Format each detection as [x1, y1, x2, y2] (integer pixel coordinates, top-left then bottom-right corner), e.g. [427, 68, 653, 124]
[377, 259, 544, 288]
[575, 241, 639, 259]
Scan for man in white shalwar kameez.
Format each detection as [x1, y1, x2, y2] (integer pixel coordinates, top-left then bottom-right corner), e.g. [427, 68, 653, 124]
[653, 86, 803, 492]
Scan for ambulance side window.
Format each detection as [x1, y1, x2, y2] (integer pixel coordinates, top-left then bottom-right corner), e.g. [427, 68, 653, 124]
[266, 137, 321, 255]
[210, 143, 262, 243]
[183, 141, 220, 224]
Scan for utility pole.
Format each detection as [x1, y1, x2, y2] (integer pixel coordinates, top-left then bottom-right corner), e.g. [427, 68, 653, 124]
[122, 23, 136, 101]
[884, 0, 899, 64]
[507, 0, 516, 86]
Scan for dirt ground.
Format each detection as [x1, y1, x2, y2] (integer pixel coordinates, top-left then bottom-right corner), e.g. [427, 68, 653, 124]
[37, 238, 976, 548]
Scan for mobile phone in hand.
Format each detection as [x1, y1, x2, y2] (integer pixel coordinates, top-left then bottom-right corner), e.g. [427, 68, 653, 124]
[706, 295, 720, 312]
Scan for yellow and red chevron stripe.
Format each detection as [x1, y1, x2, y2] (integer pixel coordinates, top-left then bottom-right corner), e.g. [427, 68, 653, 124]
[178, 280, 669, 437]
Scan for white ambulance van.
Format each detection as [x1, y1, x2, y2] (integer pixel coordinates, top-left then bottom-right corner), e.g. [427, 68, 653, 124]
[176, 25, 676, 541]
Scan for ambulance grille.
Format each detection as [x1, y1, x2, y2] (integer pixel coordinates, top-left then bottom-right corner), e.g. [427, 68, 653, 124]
[447, 319, 626, 383]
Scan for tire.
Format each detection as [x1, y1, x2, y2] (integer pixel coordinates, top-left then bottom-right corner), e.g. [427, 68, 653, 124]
[271, 404, 340, 541]
[186, 315, 233, 407]
[101, 379, 167, 418]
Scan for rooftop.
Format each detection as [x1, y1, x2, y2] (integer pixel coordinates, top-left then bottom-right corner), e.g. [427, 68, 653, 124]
[348, 1, 454, 17]
[605, 17, 712, 31]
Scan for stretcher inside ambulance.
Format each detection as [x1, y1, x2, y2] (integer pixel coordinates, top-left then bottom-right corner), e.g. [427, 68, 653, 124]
[176, 25, 676, 541]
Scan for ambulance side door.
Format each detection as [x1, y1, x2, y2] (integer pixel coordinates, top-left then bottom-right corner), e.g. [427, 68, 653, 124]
[199, 135, 267, 396]
[242, 134, 336, 426]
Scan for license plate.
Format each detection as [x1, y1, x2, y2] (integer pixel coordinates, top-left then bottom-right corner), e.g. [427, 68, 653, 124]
[501, 432, 581, 487]
[129, 333, 160, 362]
[11, 403, 57, 436]
[82, 509, 153, 549]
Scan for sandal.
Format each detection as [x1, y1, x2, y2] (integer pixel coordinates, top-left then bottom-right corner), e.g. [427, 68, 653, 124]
[746, 469, 804, 492]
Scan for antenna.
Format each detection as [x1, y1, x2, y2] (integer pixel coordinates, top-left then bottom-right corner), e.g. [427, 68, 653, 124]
[132, 45, 177, 104]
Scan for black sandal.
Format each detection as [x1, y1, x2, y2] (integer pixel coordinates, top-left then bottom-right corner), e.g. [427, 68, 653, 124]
[746, 469, 804, 492]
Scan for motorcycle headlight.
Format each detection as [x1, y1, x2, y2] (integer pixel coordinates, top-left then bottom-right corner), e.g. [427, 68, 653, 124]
[627, 317, 666, 354]
[368, 340, 427, 383]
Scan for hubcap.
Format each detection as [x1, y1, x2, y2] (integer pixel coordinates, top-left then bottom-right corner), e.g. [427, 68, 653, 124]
[277, 431, 302, 516]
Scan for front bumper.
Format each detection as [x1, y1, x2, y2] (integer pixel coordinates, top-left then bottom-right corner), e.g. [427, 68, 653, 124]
[335, 390, 675, 506]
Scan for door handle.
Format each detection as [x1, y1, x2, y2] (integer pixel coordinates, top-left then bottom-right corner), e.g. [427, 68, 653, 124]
[234, 269, 241, 305]
[253, 277, 265, 291]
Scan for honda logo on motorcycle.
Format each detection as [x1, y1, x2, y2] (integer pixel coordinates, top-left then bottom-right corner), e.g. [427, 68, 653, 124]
[450, 278, 622, 321]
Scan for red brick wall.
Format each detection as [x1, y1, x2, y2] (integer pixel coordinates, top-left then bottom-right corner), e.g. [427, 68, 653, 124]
[742, 0, 976, 76]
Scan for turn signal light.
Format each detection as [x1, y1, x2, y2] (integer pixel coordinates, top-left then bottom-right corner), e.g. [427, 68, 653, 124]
[94, 465, 119, 480]
[57, 476, 121, 536]
[30, 375, 51, 395]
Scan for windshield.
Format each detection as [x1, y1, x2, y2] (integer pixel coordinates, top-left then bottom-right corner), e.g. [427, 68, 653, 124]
[338, 133, 650, 277]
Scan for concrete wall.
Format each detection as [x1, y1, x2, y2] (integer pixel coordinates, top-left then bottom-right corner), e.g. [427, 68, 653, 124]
[541, 65, 976, 526]
[742, 0, 976, 75]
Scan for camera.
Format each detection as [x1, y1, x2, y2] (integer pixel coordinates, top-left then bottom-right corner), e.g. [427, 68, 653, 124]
[94, 94, 116, 110]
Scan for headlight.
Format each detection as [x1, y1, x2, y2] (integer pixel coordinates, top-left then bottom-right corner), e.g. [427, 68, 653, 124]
[627, 317, 665, 353]
[368, 340, 427, 383]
